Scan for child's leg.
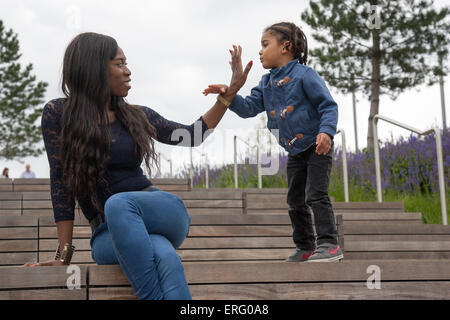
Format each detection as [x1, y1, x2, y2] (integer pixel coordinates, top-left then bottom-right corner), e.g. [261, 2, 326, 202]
[286, 151, 316, 251]
[305, 141, 338, 246]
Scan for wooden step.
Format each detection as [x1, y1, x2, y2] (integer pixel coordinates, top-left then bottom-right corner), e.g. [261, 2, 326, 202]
[0, 260, 449, 300]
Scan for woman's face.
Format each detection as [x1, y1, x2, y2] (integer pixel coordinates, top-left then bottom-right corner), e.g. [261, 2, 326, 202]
[108, 47, 132, 97]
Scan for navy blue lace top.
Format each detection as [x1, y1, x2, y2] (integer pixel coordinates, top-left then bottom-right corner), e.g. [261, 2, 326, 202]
[42, 98, 210, 223]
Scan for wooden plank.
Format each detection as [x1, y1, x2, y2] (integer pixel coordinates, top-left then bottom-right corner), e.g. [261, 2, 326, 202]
[0, 201, 21, 210]
[189, 226, 292, 237]
[0, 227, 38, 239]
[188, 208, 244, 215]
[22, 192, 51, 200]
[345, 252, 450, 260]
[173, 190, 243, 200]
[190, 214, 292, 225]
[241, 188, 288, 194]
[13, 179, 50, 185]
[181, 237, 293, 249]
[0, 179, 13, 185]
[39, 226, 91, 238]
[346, 241, 450, 251]
[153, 185, 190, 191]
[0, 288, 86, 300]
[40, 239, 91, 251]
[0, 265, 87, 289]
[183, 200, 243, 208]
[346, 234, 450, 241]
[39, 215, 88, 227]
[88, 287, 136, 300]
[0, 216, 38, 227]
[178, 248, 292, 261]
[152, 178, 189, 185]
[0, 252, 37, 265]
[344, 222, 450, 234]
[22, 209, 54, 217]
[39, 251, 94, 264]
[88, 260, 450, 286]
[14, 185, 50, 192]
[22, 200, 52, 209]
[0, 192, 22, 200]
[0, 185, 13, 192]
[0, 240, 37, 252]
[189, 282, 450, 300]
[0, 210, 22, 216]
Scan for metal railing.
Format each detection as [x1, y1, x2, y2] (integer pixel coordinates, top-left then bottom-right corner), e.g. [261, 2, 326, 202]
[189, 147, 209, 189]
[157, 153, 173, 178]
[234, 135, 261, 189]
[336, 129, 349, 203]
[372, 115, 447, 226]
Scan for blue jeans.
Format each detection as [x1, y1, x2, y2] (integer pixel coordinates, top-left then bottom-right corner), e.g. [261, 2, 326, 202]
[90, 187, 192, 300]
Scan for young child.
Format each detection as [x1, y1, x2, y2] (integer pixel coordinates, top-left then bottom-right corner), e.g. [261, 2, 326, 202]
[204, 22, 343, 262]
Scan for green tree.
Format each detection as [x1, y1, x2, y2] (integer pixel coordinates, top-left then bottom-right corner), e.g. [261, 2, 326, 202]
[301, 0, 450, 149]
[0, 20, 48, 160]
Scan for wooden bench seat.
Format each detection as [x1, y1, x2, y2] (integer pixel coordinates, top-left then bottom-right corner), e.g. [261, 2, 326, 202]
[0, 259, 449, 300]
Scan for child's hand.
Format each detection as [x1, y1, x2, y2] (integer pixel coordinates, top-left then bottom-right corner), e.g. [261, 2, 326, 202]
[228, 45, 253, 94]
[315, 133, 332, 155]
[203, 84, 229, 96]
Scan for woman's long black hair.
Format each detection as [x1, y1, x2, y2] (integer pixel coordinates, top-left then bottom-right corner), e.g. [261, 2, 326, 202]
[60, 32, 157, 214]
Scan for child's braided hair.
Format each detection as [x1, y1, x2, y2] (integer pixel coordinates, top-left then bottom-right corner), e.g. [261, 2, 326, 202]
[264, 22, 308, 65]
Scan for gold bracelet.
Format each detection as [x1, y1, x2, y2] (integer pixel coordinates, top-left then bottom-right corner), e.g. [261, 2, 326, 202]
[56, 243, 76, 265]
[217, 95, 231, 108]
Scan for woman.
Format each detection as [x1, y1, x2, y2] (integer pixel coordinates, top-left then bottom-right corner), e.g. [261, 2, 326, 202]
[1, 168, 8, 178]
[23, 32, 252, 300]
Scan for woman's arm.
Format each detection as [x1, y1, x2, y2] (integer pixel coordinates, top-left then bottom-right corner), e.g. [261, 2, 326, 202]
[24, 99, 75, 267]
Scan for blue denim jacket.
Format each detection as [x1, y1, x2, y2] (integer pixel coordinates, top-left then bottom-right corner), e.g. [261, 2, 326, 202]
[229, 59, 338, 155]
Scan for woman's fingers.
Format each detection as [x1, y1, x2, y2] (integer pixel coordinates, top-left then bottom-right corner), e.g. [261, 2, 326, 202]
[243, 60, 253, 77]
[203, 84, 228, 96]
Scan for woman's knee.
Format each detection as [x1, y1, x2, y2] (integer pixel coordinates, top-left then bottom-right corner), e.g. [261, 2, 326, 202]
[104, 192, 133, 222]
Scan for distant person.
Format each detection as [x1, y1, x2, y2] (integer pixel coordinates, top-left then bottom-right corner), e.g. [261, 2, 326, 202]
[1, 168, 9, 179]
[20, 164, 36, 179]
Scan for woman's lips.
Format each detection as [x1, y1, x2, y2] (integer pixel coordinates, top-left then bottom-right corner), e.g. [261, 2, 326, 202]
[124, 80, 131, 89]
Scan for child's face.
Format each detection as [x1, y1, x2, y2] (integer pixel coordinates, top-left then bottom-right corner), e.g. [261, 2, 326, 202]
[259, 31, 291, 69]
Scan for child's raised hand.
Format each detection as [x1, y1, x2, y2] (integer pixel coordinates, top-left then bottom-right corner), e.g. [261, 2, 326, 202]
[202, 84, 229, 96]
[228, 45, 253, 94]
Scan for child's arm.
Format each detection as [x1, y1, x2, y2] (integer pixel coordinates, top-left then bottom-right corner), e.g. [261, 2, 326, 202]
[303, 68, 339, 155]
[203, 45, 264, 118]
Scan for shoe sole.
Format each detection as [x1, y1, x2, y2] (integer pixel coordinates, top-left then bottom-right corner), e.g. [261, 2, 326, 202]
[306, 254, 344, 263]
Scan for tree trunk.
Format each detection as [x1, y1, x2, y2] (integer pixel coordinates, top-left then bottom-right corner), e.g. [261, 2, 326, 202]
[367, 27, 381, 150]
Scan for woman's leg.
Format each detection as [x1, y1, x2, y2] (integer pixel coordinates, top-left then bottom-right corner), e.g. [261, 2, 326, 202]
[91, 225, 191, 299]
[97, 190, 191, 300]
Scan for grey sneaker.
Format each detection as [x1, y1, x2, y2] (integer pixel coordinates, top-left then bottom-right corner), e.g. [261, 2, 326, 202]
[307, 243, 344, 262]
[285, 248, 316, 262]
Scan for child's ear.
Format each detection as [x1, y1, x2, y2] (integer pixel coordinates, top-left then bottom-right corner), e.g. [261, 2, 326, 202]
[282, 41, 291, 53]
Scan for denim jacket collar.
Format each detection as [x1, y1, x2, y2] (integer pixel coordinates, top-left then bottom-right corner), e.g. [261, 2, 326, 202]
[269, 59, 299, 77]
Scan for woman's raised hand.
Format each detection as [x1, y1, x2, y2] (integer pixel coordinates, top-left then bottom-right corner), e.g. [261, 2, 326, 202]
[202, 45, 253, 96]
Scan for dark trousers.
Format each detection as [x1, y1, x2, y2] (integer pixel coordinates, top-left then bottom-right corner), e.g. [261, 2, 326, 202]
[286, 142, 338, 250]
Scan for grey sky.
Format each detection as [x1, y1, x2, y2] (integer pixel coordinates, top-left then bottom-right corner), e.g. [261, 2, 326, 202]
[0, 0, 449, 178]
